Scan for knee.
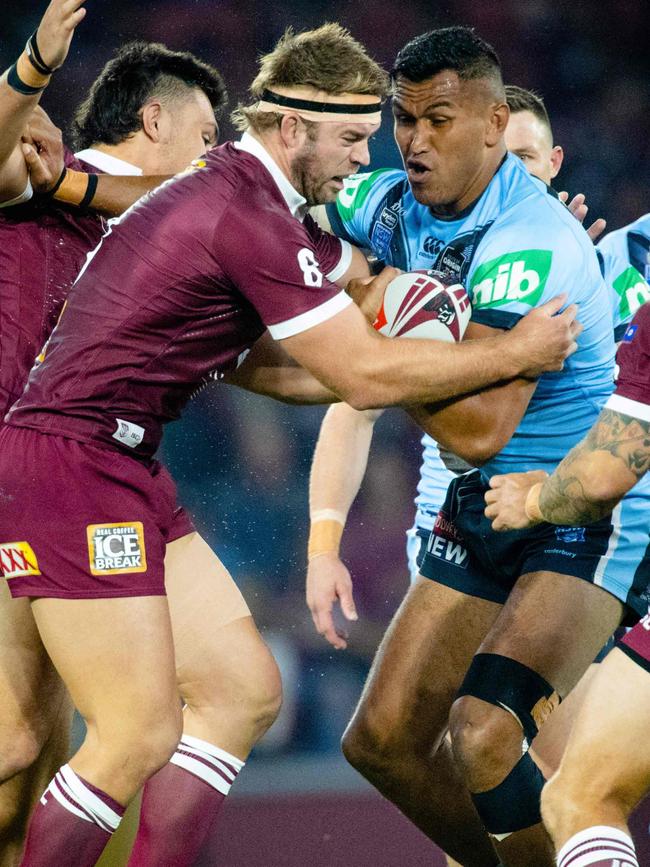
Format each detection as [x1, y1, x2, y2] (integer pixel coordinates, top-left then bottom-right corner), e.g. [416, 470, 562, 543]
[93, 703, 183, 782]
[341, 706, 410, 777]
[183, 643, 283, 741]
[242, 649, 283, 737]
[449, 696, 524, 790]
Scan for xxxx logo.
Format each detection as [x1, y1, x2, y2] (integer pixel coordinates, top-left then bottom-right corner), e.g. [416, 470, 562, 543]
[0, 542, 41, 578]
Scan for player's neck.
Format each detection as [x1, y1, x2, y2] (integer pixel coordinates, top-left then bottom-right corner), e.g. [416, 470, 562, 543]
[429, 144, 507, 220]
[248, 131, 295, 188]
[89, 138, 149, 174]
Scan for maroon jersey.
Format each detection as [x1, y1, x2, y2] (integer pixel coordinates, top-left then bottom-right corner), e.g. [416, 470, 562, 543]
[0, 148, 105, 417]
[605, 302, 650, 420]
[8, 134, 351, 457]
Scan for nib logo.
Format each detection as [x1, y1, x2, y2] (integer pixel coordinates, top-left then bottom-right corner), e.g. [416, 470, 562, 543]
[471, 250, 552, 308]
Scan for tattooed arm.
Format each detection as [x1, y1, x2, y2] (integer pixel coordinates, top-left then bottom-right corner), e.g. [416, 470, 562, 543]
[484, 408, 650, 531]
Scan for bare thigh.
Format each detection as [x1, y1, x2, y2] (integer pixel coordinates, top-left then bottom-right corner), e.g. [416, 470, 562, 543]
[31, 594, 180, 804]
[164, 533, 281, 757]
[0, 581, 69, 773]
[543, 647, 650, 845]
[479, 571, 623, 699]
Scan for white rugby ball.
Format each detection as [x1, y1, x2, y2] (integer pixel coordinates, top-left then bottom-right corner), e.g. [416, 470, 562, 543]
[373, 271, 472, 343]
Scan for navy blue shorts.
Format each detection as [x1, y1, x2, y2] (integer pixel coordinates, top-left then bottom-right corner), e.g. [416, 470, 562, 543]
[418, 470, 648, 620]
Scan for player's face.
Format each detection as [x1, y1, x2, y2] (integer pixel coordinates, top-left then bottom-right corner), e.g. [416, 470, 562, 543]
[392, 72, 506, 216]
[505, 110, 561, 185]
[291, 120, 379, 205]
[156, 89, 218, 174]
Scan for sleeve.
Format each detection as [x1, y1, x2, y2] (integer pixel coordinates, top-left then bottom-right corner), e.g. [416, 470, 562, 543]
[302, 213, 352, 284]
[597, 243, 650, 341]
[326, 169, 404, 252]
[215, 199, 352, 341]
[467, 208, 591, 330]
[606, 304, 650, 420]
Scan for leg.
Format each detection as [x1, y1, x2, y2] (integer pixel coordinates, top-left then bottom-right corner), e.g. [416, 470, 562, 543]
[342, 577, 502, 867]
[127, 533, 282, 866]
[0, 583, 73, 867]
[449, 571, 623, 867]
[21, 595, 182, 867]
[529, 664, 599, 779]
[542, 647, 650, 865]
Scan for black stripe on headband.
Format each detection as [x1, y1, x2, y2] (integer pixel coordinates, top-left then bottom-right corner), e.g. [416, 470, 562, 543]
[260, 89, 381, 115]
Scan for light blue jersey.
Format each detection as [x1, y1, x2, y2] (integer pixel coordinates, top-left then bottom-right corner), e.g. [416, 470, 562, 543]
[597, 213, 650, 340]
[328, 154, 615, 482]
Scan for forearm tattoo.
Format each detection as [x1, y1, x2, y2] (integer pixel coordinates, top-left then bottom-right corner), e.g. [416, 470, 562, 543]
[539, 409, 650, 525]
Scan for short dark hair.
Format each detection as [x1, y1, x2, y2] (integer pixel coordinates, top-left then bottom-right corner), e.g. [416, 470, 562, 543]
[392, 26, 503, 91]
[72, 42, 227, 150]
[505, 84, 552, 133]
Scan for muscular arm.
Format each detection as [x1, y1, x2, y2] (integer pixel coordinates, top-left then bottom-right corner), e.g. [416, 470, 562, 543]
[223, 331, 338, 404]
[485, 408, 650, 530]
[537, 409, 650, 524]
[281, 297, 575, 411]
[305, 403, 384, 648]
[310, 404, 384, 519]
[0, 0, 86, 198]
[406, 322, 538, 465]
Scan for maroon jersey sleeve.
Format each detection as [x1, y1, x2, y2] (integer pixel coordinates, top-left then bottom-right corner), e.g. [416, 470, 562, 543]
[214, 196, 352, 341]
[605, 302, 650, 420]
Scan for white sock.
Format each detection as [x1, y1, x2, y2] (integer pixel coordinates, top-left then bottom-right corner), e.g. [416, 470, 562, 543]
[556, 825, 638, 867]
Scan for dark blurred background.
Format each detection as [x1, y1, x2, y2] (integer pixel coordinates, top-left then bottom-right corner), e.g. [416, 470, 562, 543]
[3, 2, 649, 863]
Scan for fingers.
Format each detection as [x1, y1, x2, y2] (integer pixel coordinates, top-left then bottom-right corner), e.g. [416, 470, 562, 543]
[370, 266, 401, 292]
[587, 218, 607, 243]
[534, 293, 568, 317]
[558, 191, 568, 204]
[338, 580, 358, 623]
[311, 604, 347, 650]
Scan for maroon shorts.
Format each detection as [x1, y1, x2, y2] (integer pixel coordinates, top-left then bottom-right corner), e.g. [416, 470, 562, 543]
[0, 425, 194, 599]
[618, 615, 650, 674]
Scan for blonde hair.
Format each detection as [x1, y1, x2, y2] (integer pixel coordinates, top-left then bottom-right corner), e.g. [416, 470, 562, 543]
[232, 24, 388, 133]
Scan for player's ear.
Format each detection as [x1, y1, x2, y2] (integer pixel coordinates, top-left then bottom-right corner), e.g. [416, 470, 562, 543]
[486, 101, 509, 147]
[549, 145, 564, 180]
[141, 100, 164, 143]
[279, 113, 305, 151]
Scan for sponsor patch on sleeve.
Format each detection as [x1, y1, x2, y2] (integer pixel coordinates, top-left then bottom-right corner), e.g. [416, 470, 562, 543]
[87, 523, 147, 575]
[0, 541, 41, 578]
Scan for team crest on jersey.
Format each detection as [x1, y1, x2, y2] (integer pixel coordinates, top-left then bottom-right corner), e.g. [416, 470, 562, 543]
[87, 523, 147, 575]
[370, 222, 393, 259]
[0, 542, 41, 578]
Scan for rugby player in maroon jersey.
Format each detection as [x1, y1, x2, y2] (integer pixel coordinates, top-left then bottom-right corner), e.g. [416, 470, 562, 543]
[0, 4, 271, 865]
[0, 20, 579, 867]
[485, 304, 650, 867]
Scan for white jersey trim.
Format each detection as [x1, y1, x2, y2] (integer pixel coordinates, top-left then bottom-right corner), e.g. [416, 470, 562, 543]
[606, 393, 650, 423]
[0, 178, 33, 209]
[74, 148, 142, 176]
[326, 239, 352, 284]
[268, 291, 352, 340]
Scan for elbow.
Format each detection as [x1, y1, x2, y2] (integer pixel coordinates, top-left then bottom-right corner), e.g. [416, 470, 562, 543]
[338, 385, 386, 411]
[446, 431, 510, 468]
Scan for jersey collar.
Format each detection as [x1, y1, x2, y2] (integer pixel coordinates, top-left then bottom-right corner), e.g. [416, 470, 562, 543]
[74, 148, 142, 177]
[234, 132, 307, 220]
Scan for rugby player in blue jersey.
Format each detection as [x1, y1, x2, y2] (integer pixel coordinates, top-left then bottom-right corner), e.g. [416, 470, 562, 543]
[306, 27, 649, 867]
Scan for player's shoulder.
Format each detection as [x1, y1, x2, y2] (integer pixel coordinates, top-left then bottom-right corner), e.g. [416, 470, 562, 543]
[468, 158, 598, 321]
[335, 168, 407, 223]
[495, 157, 589, 257]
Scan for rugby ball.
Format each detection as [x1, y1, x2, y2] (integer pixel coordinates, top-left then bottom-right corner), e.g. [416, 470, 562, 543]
[373, 271, 472, 342]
